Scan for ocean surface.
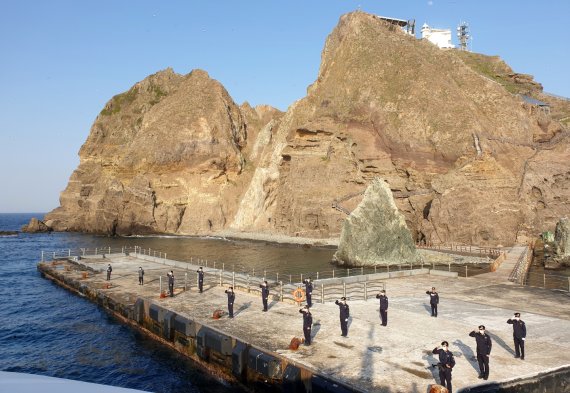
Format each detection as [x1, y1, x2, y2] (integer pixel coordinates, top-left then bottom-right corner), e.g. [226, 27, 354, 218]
[0, 213, 335, 392]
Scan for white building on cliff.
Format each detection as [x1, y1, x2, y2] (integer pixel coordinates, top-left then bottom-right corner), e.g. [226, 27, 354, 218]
[421, 23, 453, 49]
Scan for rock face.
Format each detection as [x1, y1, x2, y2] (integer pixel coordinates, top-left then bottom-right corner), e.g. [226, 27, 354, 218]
[46, 12, 570, 246]
[333, 178, 418, 266]
[555, 218, 570, 256]
[22, 218, 52, 233]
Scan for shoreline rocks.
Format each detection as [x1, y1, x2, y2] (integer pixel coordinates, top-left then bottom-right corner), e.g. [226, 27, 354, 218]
[21, 217, 53, 233]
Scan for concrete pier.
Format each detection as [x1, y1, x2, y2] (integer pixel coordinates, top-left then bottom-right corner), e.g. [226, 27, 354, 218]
[38, 249, 570, 393]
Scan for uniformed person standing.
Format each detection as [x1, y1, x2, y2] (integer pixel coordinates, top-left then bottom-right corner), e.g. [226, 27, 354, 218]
[426, 287, 439, 317]
[376, 290, 389, 326]
[469, 325, 492, 380]
[197, 267, 204, 293]
[168, 270, 175, 297]
[334, 297, 350, 337]
[225, 286, 235, 318]
[106, 264, 112, 281]
[507, 312, 526, 360]
[299, 305, 313, 345]
[260, 281, 269, 312]
[138, 266, 144, 285]
[432, 341, 455, 393]
[303, 278, 313, 307]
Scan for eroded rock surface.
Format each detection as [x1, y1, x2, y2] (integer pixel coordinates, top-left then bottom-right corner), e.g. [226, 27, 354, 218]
[333, 178, 418, 266]
[46, 12, 570, 246]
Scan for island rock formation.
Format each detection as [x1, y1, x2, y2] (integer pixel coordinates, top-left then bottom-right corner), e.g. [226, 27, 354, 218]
[333, 178, 419, 266]
[46, 12, 570, 246]
[22, 218, 52, 233]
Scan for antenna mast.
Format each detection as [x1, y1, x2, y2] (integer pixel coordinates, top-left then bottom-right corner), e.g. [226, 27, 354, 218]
[457, 21, 470, 51]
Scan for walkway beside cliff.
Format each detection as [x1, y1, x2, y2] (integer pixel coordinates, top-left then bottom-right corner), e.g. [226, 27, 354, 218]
[40, 249, 570, 393]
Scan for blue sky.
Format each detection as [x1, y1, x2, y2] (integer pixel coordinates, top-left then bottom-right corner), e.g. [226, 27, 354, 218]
[0, 0, 568, 213]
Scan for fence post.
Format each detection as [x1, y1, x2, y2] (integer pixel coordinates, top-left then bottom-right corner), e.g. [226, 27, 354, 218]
[300, 273, 303, 283]
[276, 273, 279, 283]
[448, 263, 451, 272]
[68, 249, 71, 257]
[321, 284, 324, 304]
[160, 276, 162, 295]
[41, 251, 44, 262]
[465, 266, 468, 277]
[364, 282, 368, 301]
[222, 263, 225, 272]
[374, 266, 377, 274]
[347, 269, 350, 277]
[219, 270, 222, 286]
[108, 247, 111, 254]
[361, 267, 364, 275]
[247, 275, 250, 293]
[232, 272, 235, 289]
[289, 275, 292, 284]
[164, 253, 167, 260]
[185, 273, 188, 291]
[264, 270, 266, 280]
[316, 272, 319, 280]
[543, 274, 546, 289]
[53, 251, 56, 259]
[83, 248, 85, 256]
[280, 281, 283, 301]
[332, 270, 335, 278]
[343, 282, 346, 298]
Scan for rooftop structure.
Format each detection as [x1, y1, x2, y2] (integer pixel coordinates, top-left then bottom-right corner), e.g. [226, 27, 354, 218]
[421, 23, 454, 49]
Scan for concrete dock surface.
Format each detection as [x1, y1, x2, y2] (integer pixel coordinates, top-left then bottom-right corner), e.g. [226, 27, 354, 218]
[47, 253, 570, 393]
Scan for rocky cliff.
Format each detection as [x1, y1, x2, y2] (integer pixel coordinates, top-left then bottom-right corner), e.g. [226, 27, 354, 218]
[46, 12, 570, 246]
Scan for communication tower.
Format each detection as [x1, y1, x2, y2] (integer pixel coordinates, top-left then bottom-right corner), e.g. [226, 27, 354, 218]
[457, 21, 470, 51]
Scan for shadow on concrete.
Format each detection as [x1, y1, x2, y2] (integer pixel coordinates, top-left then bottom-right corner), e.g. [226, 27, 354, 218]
[311, 321, 321, 341]
[359, 321, 376, 385]
[423, 304, 432, 315]
[423, 348, 440, 383]
[454, 339, 480, 373]
[488, 331, 515, 356]
[268, 300, 278, 310]
[235, 301, 252, 316]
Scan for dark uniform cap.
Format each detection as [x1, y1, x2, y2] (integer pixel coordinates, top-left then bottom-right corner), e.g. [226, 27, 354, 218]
[478, 325, 485, 330]
[441, 341, 449, 346]
[341, 297, 346, 300]
[514, 312, 520, 317]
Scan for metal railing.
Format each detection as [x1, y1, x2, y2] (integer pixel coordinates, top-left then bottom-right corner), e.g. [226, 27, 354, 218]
[509, 246, 532, 284]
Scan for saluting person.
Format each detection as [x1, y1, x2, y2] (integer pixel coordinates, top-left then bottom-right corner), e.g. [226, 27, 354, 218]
[197, 267, 204, 293]
[376, 290, 389, 326]
[299, 305, 313, 345]
[106, 264, 112, 281]
[138, 266, 144, 285]
[426, 287, 439, 317]
[334, 297, 350, 337]
[225, 286, 235, 318]
[432, 341, 455, 393]
[260, 281, 269, 311]
[303, 277, 313, 307]
[507, 312, 527, 360]
[469, 325, 492, 380]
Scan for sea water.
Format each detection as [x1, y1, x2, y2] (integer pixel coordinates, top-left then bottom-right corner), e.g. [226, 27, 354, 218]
[0, 213, 333, 392]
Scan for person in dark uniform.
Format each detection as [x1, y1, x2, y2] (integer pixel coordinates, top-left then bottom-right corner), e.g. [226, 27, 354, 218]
[225, 286, 235, 318]
[260, 281, 269, 311]
[138, 266, 144, 285]
[197, 267, 204, 293]
[426, 287, 439, 317]
[303, 277, 313, 307]
[106, 264, 112, 281]
[299, 305, 313, 345]
[376, 290, 388, 326]
[469, 325, 492, 380]
[507, 312, 526, 360]
[168, 270, 175, 297]
[432, 341, 455, 393]
[334, 297, 350, 337]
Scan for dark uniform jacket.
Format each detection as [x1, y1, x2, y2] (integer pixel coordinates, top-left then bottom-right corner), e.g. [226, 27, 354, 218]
[107, 266, 112, 273]
[168, 274, 174, 286]
[303, 280, 313, 295]
[260, 285, 269, 300]
[426, 291, 439, 305]
[469, 331, 492, 355]
[335, 300, 350, 320]
[432, 348, 456, 369]
[197, 270, 204, 283]
[225, 290, 235, 305]
[507, 319, 527, 339]
[376, 294, 389, 310]
[138, 269, 144, 277]
[300, 309, 312, 328]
